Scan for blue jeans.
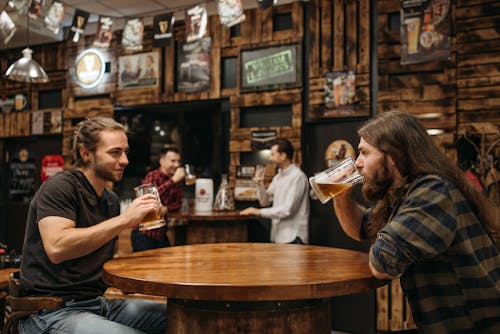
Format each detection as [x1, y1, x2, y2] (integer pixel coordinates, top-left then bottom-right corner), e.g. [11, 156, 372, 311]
[19, 296, 166, 334]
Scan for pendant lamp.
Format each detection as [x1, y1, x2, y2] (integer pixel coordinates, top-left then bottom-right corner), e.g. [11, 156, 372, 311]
[5, 11, 49, 83]
[257, 0, 277, 10]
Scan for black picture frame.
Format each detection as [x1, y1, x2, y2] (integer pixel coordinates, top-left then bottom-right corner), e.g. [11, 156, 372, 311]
[240, 43, 301, 92]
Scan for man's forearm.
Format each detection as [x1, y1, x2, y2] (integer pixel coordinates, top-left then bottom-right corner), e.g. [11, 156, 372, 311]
[255, 183, 270, 207]
[333, 192, 365, 241]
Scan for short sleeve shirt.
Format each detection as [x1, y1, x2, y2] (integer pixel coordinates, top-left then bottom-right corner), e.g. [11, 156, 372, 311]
[20, 170, 119, 301]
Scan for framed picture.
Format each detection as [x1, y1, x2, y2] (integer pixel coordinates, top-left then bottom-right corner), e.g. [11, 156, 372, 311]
[240, 43, 301, 92]
[177, 37, 211, 93]
[118, 51, 160, 89]
[236, 165, 257, 179]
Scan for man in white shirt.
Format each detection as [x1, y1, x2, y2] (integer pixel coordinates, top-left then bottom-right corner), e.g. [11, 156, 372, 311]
[240, 138, 310, 244]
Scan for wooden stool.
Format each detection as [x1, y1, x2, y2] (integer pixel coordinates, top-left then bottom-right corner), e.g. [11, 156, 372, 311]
[3, 272, 64, 334]
[0, 268, 18, 330]
[376, 278, 416, 332]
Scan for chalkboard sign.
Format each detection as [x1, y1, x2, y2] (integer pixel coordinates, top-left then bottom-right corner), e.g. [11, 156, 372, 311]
[241, 44, 301, 91]
[10, 160, 37, 202]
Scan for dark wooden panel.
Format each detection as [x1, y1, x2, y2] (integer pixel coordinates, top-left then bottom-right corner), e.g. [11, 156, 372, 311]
[377, 0, 457, 156]
[308, 0, 371, 120]
[456, 0, 500, 159]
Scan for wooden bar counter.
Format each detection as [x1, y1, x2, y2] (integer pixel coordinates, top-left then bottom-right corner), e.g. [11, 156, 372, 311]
[167, 208, 255, 245]
[103, 243, 387, 334]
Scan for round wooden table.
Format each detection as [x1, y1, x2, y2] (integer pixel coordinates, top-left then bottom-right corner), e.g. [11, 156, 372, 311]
[167, 209, 256, 245]
[103, 243, 386, 334]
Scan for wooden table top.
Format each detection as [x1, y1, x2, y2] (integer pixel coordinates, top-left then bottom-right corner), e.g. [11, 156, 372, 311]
[103, 243, 386, 302]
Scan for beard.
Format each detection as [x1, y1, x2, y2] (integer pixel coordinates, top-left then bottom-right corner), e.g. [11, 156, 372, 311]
[361, 162, 394, 202]
[92, 160, 123, 183]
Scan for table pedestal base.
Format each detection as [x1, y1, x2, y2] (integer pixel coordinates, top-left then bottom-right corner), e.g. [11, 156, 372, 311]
[186, 221, 247, 244]
[167, 298, 331, 334]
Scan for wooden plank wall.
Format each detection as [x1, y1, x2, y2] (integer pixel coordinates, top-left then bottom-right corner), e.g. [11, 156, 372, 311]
[2, 1, 497, 187]
[160, 3, 304, 183]
[377, 0, 456, 159]
[0, 50, 67, 140]
[456, 0, 500, 203]
[456, 0, 500, 127]
[308, 0, 371, 119]
[0, 3, 305, 183]
[222, 3, 304, 184]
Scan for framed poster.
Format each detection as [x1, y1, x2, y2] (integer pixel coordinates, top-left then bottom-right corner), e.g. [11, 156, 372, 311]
[400, 0, 451, 65]
[323, 71, 357, 116]
[177, 37, 211, 93]
[241, 44, 301, 92]
[118, 51, 160, 89]
[9, 148, 36, 202]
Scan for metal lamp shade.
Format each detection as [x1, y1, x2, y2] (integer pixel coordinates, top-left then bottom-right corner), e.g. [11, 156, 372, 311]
[257, 0, 275, 10]
[5, 48, 49, 83]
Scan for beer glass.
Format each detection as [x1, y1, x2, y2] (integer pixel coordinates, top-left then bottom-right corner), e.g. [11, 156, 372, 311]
[253, 165, 266, 183]
[185, 164, 196, 185]
[134, 184, 166, 230]
[309, 157, 363, 204]
[405, 17, 421, 54]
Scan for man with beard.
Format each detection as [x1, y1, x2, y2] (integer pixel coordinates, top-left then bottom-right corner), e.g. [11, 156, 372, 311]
[19, 117, 166, 334]
[333, 111, 499, 333]
[240, 138, 309, 244]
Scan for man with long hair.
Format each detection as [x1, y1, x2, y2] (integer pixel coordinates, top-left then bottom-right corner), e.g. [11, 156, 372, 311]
[333, 111, 499, 333]
[20, 117, 166, 334]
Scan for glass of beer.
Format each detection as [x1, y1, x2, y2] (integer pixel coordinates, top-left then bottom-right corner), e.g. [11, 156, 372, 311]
[134, 184, 166, 231]
[405, 17, 421, 54]
[185, 164, 196, 186]
[309, 157, 363, 204]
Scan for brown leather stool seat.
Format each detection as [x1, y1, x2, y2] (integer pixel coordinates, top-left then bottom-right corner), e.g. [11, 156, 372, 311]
[3, 272, 64, 334]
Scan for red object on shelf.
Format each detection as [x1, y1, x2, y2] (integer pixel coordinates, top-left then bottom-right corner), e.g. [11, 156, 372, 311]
[41, 155, 64, 182]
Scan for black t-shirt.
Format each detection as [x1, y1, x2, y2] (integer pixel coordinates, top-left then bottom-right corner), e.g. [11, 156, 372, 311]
[20, 170, 120, 301]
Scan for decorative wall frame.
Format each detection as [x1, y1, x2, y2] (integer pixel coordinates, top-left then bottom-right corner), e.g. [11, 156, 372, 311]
[74, 49, 105, 89]
[240, 43, 301, 92]
[118, 51, 160, 89]
[177, 37, 211, 93]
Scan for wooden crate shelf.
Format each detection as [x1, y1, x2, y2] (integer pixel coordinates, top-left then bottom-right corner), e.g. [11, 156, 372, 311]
[377, 279, 416, 332]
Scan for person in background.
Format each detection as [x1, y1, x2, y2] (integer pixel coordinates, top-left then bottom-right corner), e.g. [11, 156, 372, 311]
[332, 111, 499, 333]
[120, 59, 140, 85]
[240, 138, 309, 244]
[142, 54, 158, 79]
[131, 146, 185, 251]
[20, 117, 166, 334]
